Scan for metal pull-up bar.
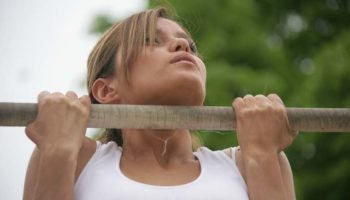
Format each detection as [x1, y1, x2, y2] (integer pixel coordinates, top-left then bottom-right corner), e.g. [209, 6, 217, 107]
[0, 102, 349, 132]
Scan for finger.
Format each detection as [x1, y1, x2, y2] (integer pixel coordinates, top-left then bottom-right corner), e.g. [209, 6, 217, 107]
[37, 91, 50, 103]
[254, 94, 271, 107]
[65, 90, 78, 100]
[243, 94, 254, 105]
[266, 94, 295, 135]
[232, 97, 245, 123]
[232, 97, 244, 109]
[267, 93, 284, 105]
[25, 123, 39, 144]
[79, 95, 91, 109]
[51, 92, 65, 97]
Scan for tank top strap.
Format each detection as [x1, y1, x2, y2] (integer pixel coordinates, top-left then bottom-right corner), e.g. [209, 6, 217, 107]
[194, 146, 247, 190]
[194, 146, 236, 167]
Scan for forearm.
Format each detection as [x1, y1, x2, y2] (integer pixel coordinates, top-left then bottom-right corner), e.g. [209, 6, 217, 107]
[34, 148, 79, 200]
[242, 149, 288, 200]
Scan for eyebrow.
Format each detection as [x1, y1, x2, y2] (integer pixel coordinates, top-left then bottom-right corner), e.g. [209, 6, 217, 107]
[176, 31, 191, 40]
[156, 28, 192, 41]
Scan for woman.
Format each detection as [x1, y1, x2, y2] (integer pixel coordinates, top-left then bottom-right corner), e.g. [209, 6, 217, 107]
[23, 7, 297, 200]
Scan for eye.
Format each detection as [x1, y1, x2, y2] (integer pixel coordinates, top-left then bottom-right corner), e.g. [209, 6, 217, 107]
[155, 38, 160, 45]
[189, 41, 197, 53]
[145, 37, 150, 44]
[145, 37, 160, 46]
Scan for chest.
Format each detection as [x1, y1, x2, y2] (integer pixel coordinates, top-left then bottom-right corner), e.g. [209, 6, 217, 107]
[76, 164, 248, 200]
[119, 157, 201, 186]
[74, 147, 249, 200]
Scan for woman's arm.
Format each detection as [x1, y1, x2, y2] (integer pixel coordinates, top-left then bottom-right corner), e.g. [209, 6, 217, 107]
[279, 151, 296, 200]
[23, 146, 79, 200]
[232, 94, 298, 200]
[23, 147, 40, 200]
[223, 149, 295, 199]
[239, 150, 294, 200]
[23, 137, 96, 200]
[23, 91, 91, 200]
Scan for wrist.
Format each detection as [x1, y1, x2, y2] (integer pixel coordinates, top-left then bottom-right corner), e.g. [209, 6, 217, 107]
[240, 146, 279, 161]
[39, 143, 80, 161]
[241, 149, 281, 179]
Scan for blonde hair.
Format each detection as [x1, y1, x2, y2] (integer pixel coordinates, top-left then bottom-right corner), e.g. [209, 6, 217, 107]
[86, 7, 201, 149]
[87, 7, 168, 97]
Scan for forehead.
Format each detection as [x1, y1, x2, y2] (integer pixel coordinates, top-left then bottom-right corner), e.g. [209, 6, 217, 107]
[156, 18, 189, 38]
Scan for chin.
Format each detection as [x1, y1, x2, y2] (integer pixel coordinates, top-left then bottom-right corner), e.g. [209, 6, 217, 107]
[135, 71, 206, 106]
[174, 90, 205, 106]
[168, 78, 206, 106]
[159, 91, 205, 106]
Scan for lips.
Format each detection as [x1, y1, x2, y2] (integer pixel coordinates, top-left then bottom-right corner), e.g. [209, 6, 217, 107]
[170, 53, 197, 67]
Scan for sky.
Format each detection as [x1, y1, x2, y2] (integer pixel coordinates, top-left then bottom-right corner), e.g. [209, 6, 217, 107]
[0, 0, 146, 199]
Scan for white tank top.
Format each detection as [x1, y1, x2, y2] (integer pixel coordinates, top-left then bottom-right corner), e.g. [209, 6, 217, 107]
[74, 141, 248, 200]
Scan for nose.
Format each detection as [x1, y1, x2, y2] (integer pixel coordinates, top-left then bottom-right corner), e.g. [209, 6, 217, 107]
[170, 37, 190, 52]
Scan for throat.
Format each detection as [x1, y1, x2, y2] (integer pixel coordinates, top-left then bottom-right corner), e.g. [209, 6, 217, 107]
[120, 153, 201, 186]
[157, 134, 176, 158]
[121, 129, 194, 162]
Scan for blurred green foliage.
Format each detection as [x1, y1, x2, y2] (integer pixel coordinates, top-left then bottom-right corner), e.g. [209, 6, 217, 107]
[90, 0, 350, 198]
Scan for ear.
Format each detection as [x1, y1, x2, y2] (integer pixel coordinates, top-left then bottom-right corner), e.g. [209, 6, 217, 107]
[91, 78, 120, 104]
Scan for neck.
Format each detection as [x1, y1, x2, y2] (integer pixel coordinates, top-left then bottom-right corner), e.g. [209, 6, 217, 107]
[121, 129, 195, 165]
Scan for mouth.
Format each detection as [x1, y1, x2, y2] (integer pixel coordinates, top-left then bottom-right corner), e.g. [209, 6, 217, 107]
[170, 53, 197, 68]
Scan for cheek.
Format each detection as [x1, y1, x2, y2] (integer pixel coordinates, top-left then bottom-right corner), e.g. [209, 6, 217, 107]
[130, 54, 153, 76]
[128, 54, 165, 86]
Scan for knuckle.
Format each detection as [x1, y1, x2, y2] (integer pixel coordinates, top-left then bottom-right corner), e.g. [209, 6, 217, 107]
[268, 93, 278, 97]
[59, 96, 71, 106]
[232, 98, 243, 108]
[233, 98, 241, 105]
[50, 97, 63, 106]
[238, 107, 254, 116]
[67, 101, 78, 108]
[261, 103, 273, 111]
[243, 94, 253, 99]
[254, 94, 265, 99]
[41, 95, 72, 109]
[80, 96, 91, 105]
[70, 103, 86, 115]
[275, 106, 285, 113]
[66, 90, 75, 94]
[38, 91, 48, 97]
[72, 102, 87, 113]
[41, 94, 52, 102]
[80, 108, 90, 118]
[233, 97, 242, 102]
[39, 95, 53, 107]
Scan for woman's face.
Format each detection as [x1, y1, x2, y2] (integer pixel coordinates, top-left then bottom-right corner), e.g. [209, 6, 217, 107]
[116, 18, 206, 106]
